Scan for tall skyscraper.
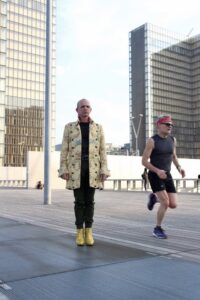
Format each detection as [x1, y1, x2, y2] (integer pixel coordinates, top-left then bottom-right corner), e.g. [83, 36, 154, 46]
[129, 23, 200, 158]
[0, 0, 56, 166]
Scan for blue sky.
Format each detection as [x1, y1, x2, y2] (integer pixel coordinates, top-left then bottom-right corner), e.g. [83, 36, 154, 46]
[56, 0, 200, 145]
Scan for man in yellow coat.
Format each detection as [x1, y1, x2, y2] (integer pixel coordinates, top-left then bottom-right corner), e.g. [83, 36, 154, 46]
[59, 99, 110, 246]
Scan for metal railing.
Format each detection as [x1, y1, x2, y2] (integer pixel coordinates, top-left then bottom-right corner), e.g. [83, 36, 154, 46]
[104, 178, 200, 193]
[0, 180, 27, 188]
[0, 178, 199, 192]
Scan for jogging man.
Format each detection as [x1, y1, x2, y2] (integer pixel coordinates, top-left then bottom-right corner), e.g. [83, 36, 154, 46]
[142, 115, 185, 239]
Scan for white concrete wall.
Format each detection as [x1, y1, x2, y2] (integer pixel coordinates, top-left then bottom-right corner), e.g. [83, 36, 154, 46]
[26, 151, 200, 189]
[1, 152, 199, 189]
[0, 166, 26, 180]
[107, 156, 200, 179]
[27, 151, 65, 189]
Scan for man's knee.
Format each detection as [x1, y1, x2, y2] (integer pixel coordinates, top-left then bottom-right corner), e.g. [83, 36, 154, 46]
[162, 200, 169, 209]
[74, 196, 85, 208]
[157, 194, 169, 209]
[169, 202, 177, 209]
[168, 193, 177, 209]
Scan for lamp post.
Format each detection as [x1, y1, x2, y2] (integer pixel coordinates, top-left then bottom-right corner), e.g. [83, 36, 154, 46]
[130, 114, 143, 156]
[44, 0, 52, 205]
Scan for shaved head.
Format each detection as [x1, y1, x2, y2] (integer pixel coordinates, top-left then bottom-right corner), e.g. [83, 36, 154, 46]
[76, 98, 91, 109]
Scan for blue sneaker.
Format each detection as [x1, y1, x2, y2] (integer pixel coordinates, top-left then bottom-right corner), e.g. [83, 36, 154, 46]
[153, 226, 167, 239]
[147, 193, 158, 210]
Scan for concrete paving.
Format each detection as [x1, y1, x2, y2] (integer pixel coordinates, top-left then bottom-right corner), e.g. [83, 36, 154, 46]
[0, 189, 200, 299]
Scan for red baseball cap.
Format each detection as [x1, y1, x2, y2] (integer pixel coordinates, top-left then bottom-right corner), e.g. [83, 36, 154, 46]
[156, 115, 173, 126]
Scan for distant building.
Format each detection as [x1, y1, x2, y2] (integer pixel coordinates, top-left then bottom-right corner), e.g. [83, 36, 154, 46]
[129, 23, 200, 158]
[106, 143, 130, 155]
[56, 143, 131, 155]
[0, 0, 56, 166]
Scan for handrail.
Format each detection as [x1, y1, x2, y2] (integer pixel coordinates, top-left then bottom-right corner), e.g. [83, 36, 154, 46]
[104, 178, 200, 193]
[0, 178, 199, 192]
[0, 180, 27, 188]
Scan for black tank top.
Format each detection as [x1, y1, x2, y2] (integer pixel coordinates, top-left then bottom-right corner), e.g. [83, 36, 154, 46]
[150, 134, 174, 172]
[80, 122, 89, 156]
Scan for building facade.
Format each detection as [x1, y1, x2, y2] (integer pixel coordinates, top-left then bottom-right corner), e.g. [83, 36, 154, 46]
[129, 23, 200, 158]
[0, 0, 56, 166]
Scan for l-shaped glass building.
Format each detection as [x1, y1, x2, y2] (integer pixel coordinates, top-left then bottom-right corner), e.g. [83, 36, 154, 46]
[129, 23, 200, 158]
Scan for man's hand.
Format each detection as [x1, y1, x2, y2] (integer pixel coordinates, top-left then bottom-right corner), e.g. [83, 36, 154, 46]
[60, 173, 69, 181]
[100, 174, 108, 182]
[156, 169, 167, 179]
[180, 168, 186, 178]
[177, 166, 186, 178]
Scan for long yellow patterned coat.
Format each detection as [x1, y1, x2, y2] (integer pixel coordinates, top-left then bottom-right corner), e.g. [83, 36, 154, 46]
[59, 120, 110, 189]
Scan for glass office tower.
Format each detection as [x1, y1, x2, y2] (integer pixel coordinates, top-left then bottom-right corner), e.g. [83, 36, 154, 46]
[0, 0, 56, 166]
[129, 23, 200, 158]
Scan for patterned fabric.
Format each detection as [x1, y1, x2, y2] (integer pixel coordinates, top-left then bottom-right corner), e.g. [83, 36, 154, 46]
[59, 120, 110, 189]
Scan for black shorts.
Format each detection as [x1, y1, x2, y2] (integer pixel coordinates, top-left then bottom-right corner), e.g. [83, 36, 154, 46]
[148, 171, 176, 193]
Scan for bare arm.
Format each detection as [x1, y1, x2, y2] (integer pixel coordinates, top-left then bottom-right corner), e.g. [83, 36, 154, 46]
[172, 138, 186, 178]
[141, 138, 167, 179]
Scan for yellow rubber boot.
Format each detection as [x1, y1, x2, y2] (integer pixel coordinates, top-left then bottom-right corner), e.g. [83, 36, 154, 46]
[85, 228, 94, 246]
[76, 229, 85, 246]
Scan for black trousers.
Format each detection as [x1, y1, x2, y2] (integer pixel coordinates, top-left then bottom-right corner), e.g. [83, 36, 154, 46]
[73, 160, 95, 229]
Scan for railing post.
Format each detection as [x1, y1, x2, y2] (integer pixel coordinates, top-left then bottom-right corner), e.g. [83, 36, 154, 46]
[113, 180, 117, 190]
[132, 180, 136, 190]
[118, 180, 121, 191]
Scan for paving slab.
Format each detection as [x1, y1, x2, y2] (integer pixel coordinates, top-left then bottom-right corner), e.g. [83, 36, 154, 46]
[0, 217, 150, 283]
[1, 255, 200, 300]
[0, 189, 200, 299]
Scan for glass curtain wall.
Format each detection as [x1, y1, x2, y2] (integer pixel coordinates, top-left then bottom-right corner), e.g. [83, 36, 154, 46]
[129, 23, 200, 158]
[0, 0, 7, 166]
[0, 0, 56, 166]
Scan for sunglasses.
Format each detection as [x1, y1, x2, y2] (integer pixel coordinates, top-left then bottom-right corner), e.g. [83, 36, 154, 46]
[161, 123, 173, 127]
